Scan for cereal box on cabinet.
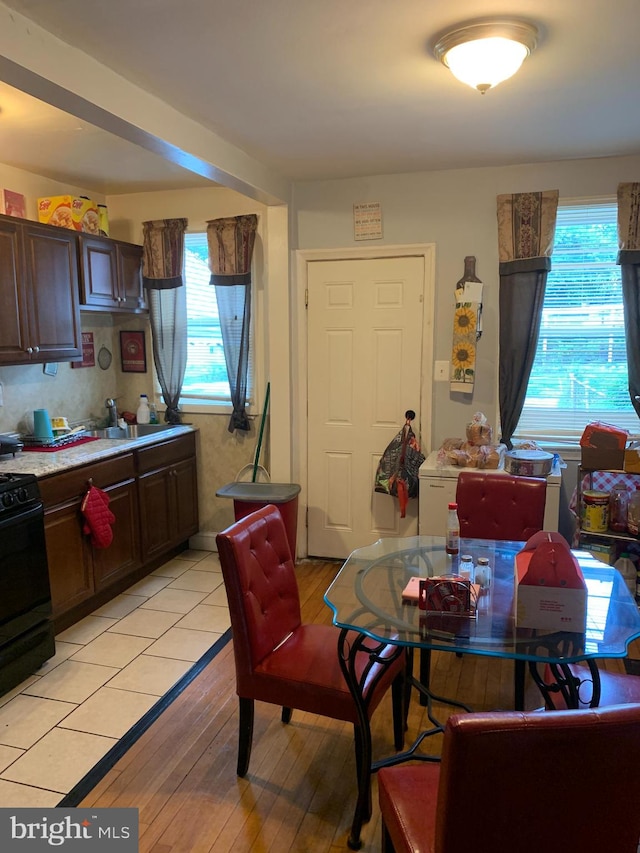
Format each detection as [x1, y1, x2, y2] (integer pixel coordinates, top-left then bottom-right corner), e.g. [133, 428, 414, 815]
[37, 195, 100, 233]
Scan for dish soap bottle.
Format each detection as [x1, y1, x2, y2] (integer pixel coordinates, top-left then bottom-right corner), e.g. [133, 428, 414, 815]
[148, 402, 159, 424]
[137, 394, 151, 424]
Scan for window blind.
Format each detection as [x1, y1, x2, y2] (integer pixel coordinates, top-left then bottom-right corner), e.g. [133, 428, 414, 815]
[516, 199, 640, 441]
[181, 232, 254, 405]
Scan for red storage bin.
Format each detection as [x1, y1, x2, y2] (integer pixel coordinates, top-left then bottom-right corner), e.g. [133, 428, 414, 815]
[216, 482, 301, 559]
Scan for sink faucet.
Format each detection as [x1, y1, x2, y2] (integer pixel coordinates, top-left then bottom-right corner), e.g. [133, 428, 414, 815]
[105, 398, 118, 427]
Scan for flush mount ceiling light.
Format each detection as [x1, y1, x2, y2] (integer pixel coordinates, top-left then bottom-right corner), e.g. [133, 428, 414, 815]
[433, 19, 539, 94]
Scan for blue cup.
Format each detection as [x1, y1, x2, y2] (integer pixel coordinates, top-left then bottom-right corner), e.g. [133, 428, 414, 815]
[33, 409, 54, 439]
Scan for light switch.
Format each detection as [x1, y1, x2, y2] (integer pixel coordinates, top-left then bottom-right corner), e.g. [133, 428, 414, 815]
[434, 360, 449, 382]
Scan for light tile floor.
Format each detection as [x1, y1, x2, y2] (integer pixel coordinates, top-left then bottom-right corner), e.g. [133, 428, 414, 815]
[0, 548, 229, 807]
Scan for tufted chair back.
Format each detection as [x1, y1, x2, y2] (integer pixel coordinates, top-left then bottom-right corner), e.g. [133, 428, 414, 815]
[216, 503, 407, 788]
[379, 704, 640, 853]
[455, 470, 546, 541]
[217, 501, 301, 694]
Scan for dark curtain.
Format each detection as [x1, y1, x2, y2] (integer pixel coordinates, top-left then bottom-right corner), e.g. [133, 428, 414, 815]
[497, 191, 559, 448]
[142, 218, 188, 424]
[206, 214, 258, 433]
[617, 182, 640, 419]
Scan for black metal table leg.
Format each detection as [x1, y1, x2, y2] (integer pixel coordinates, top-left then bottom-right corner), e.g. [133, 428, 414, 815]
[528, 658, 601, 709]
[418, 647, 431, 706]
[514, 659, 526, 710]
[337, 627, 404, 850]
[338, 629, 473, 850]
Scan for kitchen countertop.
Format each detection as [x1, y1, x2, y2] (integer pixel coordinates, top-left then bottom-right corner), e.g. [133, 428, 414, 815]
[0, 425, 197, 479]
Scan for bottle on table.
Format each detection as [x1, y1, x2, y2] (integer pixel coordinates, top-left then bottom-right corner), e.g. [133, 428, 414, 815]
[446, 502, 460, 556]
[474, 556, 491, 589]
[459, 554, 474, 581]
[148, 402, 159, 424]
[136, 394, 151, 424]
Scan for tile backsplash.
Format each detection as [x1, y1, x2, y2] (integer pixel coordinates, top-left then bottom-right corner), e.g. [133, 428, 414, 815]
[0, 315, 154, 436]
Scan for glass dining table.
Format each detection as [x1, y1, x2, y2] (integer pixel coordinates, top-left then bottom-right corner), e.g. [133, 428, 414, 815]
[324, 535, 640, 849]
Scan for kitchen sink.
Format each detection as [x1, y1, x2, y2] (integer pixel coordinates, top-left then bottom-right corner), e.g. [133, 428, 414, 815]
[87, 424, 177, 440]
[125, 423, 178, 437]
[87, 426, 128, 439]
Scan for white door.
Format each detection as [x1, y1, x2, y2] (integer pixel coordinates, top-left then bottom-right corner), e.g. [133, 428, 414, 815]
[307, 255, 426, 558]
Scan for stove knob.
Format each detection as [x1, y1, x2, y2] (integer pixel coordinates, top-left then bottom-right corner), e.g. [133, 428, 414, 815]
[16, 488, 28, 503]
[2, 492, 15, 508]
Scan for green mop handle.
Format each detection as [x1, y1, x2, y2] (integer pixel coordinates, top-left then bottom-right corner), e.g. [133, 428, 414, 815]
[252, 381, 271, 482]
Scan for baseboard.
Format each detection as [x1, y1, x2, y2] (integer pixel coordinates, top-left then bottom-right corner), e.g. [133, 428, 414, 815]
[189, 531, 218, 552]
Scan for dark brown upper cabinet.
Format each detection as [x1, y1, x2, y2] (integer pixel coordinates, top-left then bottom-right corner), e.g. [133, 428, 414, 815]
[0, 214, 82, 365]
[79, 233, 146, 313]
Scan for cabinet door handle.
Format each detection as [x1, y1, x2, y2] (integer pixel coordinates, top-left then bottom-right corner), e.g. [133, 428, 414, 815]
[33, 345, 40, 353]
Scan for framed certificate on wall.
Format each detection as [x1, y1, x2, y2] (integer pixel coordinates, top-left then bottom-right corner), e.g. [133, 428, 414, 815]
[120, 330, 147, 373]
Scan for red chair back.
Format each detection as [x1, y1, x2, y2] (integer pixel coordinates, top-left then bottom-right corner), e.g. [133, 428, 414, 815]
[216, 503, 301, 695]
[379, 704, 640, 853]
[438, 706, 640, 852]
[455, 470, 546, 541]
[217, 503, 407, 787]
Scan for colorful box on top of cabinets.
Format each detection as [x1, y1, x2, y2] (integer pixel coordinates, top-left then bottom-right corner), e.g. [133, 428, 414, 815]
[37, 195, 100, 234]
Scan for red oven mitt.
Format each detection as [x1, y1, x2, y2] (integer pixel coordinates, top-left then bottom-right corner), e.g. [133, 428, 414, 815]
[81, 484, 115, 549]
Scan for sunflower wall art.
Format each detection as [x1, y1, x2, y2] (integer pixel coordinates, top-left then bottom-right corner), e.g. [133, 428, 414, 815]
[450, 257, 483, 394]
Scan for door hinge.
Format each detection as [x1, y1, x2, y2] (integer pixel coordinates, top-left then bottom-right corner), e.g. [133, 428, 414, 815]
[305, 288, 309, 308]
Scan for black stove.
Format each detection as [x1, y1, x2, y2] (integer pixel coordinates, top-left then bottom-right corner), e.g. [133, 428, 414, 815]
[0, 472, 40, 515]
[0, 470, 54, 697]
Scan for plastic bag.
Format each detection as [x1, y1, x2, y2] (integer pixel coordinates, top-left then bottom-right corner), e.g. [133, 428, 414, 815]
[375, 411, 425, 517]
[466, 411, 493, 446]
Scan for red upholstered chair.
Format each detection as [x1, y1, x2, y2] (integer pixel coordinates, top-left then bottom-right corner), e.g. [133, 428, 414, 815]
[378, 704, 640, 853]
[455, 470, 547, 541]
[216, 503, 406, 797]
[451, 470, 547, 708]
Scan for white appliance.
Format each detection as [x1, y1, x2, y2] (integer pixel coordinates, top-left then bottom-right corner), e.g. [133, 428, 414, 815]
[418, 451, 562, 536]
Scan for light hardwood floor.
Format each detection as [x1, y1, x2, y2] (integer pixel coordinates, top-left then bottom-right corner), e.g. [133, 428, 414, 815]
[79, 559, 640, 852]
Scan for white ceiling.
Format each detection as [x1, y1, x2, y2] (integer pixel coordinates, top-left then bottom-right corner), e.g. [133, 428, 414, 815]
[1, 0, 640, 195]
[0, 81, 218, 194]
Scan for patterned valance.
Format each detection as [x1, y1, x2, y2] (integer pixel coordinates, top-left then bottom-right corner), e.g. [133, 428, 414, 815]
[206, 214, 258, 286]
[496, 190, 559, 273]
[617, 183, 640, 263]
[142, 218, 188, 290]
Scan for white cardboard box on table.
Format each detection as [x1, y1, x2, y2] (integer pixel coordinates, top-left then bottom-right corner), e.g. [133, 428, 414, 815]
[515, 532, 587, 633]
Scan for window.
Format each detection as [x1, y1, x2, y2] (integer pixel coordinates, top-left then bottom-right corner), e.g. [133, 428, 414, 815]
[180, 232, 253, 407]
[516, 198, 639, 444]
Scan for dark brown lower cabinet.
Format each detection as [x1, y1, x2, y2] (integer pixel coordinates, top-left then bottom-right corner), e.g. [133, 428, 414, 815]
[138, 434, 199, 561]
[92, 478, 141, 591]
[43, 498, 95, 617]
[40, 433, 198, 630]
